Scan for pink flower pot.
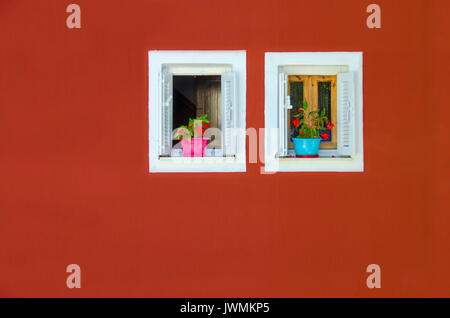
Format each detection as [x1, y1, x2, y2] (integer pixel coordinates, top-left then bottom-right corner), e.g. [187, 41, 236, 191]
[181, 138, 209, 157]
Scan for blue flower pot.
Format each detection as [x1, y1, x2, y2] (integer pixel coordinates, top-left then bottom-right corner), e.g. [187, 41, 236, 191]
[292, 138, 321, 156]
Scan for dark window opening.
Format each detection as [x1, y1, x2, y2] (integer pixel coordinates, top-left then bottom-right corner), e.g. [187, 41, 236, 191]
[173, 75, 221, 147]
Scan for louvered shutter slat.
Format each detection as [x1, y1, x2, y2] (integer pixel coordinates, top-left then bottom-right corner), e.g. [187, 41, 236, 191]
[337, 72, 356, 156]
[160, 70, 173, 156]
[278, 73, 291, 157]
[221, 72, 237, 156]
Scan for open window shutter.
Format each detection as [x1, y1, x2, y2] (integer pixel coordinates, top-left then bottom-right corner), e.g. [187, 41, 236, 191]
[337, 72, 356, 156]
[160, 70, 173, 156]
[278, 73, 291, 157]
[221, 72, 237, 156]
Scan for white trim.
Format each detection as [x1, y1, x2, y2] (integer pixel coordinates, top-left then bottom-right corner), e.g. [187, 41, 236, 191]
[148, 51, 246, 173]
[279, 65, 349, 75]
[276, 157, 358, 172]
[164, 64, 232, 75]
[264, 52, 364, 172]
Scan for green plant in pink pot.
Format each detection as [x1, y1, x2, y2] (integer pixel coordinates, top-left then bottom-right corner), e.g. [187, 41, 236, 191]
[174, 114, 210, 157]
[291, 100, 334, 157]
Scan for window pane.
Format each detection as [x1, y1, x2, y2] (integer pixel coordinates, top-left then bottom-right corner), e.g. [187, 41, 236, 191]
[318, 81, 331, 143]
[289, 81, 303, 140]
[318, 81, 331, 118]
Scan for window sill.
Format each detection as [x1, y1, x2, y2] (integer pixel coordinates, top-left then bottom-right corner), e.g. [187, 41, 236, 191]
[265, 154, 364, 173]
[279, 156, 352, 161]
[159, 156, 236, 164]
[150, 156, 245, 173]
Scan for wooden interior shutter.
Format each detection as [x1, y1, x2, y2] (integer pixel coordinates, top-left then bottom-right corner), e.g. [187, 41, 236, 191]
[160, 69, 173, 156]
[337, 72, 356, 156]
[221, 72, 237, 156]
[278, 73, 291, 157]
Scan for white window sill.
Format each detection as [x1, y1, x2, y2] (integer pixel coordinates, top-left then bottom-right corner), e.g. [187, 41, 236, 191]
[265, 154, 364, 173]
[150, 157, 245, 173]
[159, 156, 236, 163]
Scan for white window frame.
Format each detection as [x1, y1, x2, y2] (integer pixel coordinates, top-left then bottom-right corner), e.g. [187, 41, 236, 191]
[148, 51, 246, 173]
[264, 52, 364, 172]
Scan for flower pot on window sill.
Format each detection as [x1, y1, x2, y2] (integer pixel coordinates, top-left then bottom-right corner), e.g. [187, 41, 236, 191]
[292, 138, 321, 157]
[181, 138, 209, 157]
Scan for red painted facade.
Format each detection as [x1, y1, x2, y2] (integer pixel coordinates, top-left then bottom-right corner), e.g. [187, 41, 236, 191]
[0, 0, 449, 297]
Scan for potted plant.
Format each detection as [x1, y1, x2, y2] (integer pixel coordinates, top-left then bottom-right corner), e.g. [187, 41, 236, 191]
[291, 100, 335, 157]
[174, 114, 210, 157]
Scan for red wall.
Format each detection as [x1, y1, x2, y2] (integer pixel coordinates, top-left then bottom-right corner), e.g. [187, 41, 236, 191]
[0, 0, 449, 297]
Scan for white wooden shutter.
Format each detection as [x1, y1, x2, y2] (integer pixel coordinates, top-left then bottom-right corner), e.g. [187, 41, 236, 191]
[221, 72, 237, 156]
[160, 69, 173, 156]
[337, 72, 356, 156]
[278, 73, 291, 157]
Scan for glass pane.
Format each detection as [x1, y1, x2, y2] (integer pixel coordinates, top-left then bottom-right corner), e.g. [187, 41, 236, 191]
[318, 81, 331, 143]
[318, 81, 331, 118]
[289, 81, 303, 140]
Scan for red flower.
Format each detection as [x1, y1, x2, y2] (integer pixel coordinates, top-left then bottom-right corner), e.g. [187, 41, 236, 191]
[320, 132, 330, 141]
[298, 109, 303, 113]
[300, 131, 305, 135]
[326, 122, 335, 130]
[292, 118, 300, 128]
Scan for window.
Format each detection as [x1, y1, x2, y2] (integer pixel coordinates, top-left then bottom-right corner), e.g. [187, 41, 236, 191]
[148, 51, 246, 173]
[160, 69, 233, 157]
[287, 75, 337, 150]
[265, 52, 364, 172]
[172, 75, 222, 149]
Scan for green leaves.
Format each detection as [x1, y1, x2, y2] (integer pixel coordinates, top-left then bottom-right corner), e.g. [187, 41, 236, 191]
[196, 114, 210, 123]
[176, 114, 210, 140]
[291, 99, 331, 140]
[173, 125, 191, 141]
